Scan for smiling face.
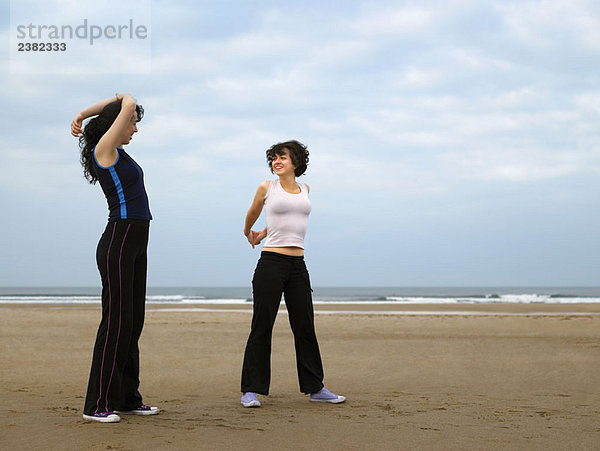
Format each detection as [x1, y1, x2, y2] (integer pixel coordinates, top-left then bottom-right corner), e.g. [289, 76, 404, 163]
[271, 148, 297, 177]
[266, 141, 309, 178]
[119, 111, 139, 146]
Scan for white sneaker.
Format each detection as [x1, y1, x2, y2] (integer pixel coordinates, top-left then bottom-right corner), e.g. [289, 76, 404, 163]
[115, 404, 160, 415]
[309, 387, 346, 404]
[241, 392, 261, 407]
[82, 411, 121, 422]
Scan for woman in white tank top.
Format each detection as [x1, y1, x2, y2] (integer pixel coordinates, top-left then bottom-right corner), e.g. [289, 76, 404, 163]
[240, 140, 345, 408]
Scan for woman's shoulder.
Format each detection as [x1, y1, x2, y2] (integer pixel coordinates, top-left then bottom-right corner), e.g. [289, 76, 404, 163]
[258, 180, 272, 190]
[91, 146, 121, 169]
[256, 180, 271, 197]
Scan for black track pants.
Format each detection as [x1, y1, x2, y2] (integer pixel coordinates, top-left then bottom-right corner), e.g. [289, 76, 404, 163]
[84, 220, 149, 415]
[241, 251, 324, 395]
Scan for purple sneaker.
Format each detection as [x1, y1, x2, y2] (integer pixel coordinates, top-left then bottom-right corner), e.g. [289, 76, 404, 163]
[310, 388, 346, 404]
[115, 404, 160, 415]
[82, 411, 121, 423]
[241, 392, 261, 408]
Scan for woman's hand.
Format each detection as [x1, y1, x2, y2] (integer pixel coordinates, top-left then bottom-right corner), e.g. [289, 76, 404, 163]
[120, 93, 136, 106]
[246, 228, 267, 248]
[252, 228, 267, 247]
[71, 112, 84, 137]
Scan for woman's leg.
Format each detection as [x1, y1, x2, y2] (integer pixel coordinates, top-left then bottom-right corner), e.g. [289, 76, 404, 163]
[117, 222, 149, 410]
[284, 259, 324, 394]
[241, 254, 285, 395]
[84, 221, 137, 415]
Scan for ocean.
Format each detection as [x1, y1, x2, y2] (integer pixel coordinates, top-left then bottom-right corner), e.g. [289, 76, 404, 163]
[0, 286, 599, 305]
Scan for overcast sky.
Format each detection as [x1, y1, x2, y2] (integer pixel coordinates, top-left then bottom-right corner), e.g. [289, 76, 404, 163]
[1, 0, 599, 287]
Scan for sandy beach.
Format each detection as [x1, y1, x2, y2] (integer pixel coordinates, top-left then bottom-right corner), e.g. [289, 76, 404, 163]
[1, 303, 599, 450]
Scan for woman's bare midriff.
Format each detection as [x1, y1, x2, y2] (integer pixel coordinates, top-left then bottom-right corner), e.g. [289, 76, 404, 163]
[262, 246, 304, 257]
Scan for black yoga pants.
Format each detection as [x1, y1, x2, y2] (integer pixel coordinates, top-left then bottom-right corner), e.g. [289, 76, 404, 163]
[84, 219, 149, 415]
[241, 251, 324, 395]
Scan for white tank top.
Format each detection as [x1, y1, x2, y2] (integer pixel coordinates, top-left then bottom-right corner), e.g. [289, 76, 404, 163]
[263, 180, 311, 249]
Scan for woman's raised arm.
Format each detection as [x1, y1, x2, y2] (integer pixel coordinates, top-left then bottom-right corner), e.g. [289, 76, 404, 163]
[70, 93, 124, 137]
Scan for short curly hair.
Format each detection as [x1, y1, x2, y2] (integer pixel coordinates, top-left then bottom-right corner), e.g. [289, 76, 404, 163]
[266, 140, 309, 177]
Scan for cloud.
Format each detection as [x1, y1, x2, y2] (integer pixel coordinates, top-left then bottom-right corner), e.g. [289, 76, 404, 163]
[447, 148, 583, 182]
[449, 48, 514, 72]
[350, 5, 440, 37]
[496, 0, 600, 50]
[574, 91, 600, 113]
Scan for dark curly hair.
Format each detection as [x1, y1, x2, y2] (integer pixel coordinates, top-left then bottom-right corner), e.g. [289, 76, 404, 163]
[79, 99, 144, 184]
[266, 140, 309, 177]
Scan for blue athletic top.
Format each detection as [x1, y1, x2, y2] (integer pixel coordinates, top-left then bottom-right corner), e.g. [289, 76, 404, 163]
[92, 147, 152, 222]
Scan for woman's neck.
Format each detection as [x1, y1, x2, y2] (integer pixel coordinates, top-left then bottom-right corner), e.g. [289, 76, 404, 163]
[278, 174, 298, 192]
